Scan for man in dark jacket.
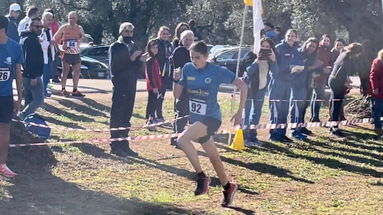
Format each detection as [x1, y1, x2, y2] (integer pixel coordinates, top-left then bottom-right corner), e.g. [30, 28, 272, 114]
[109, 22, 146, 157]
[6, 3, 21, 42]
[18, 18, 44, 120]
[170, 30, 194, 146]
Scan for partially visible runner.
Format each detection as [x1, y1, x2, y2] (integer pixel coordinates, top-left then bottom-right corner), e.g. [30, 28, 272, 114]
[170, 30, 194, 146]
[173, 41, 247, 207]
[0, 16, 24, 178]
[54, 11, 85, 97]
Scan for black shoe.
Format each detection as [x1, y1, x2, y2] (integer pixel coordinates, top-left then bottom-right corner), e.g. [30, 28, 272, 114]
[330, 128, 344, 137]
[123, 147, 138, 157]
[280, 135, 293, 143]
[310, 118, 321, 123]
[170, 137, 180, 149]
[52, 78, 61, 83]
[111, 148, 128, 157]
[221, 182, 238, 207]
[301, 127, 313, 136]
[194, 174, 211, 195]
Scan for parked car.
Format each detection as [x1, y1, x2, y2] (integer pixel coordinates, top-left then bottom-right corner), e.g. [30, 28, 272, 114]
[80, 45, 109, 66]
[210, 46, 251, 76]
[57, 55, 110, 79]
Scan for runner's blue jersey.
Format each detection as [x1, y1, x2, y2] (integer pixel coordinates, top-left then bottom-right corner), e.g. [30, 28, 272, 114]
[179, 62, 235, 123]
[0, 38, 24, 96]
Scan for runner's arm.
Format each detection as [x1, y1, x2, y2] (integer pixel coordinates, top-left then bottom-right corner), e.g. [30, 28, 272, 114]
[53, 26, 64, 44]
[14, 63, 23, 114]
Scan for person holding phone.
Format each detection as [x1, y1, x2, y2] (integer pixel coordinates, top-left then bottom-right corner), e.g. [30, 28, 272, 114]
[173, 41, 247, 207]
[108, 22, 147, 157]
[244, 38, 278, 146]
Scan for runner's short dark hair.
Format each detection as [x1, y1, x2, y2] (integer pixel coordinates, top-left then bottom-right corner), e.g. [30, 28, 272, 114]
[190, 41, 208, 55]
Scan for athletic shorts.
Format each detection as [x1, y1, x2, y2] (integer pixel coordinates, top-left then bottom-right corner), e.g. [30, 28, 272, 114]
[63, 53, 81, 65]
[0, 96, 13, 123]
[195, 117, 222, 144]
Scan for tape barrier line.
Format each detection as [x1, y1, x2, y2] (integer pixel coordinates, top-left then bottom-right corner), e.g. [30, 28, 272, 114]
[11, 115, 189, 133]
[9, 116, 379, 148]
[10, 133, 180, 148]
[244, 117, 382, 130]
[247, 98, 356, 102]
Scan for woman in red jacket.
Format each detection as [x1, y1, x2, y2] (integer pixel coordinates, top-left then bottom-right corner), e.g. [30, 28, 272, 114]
[145, 39, 162, 129]
[369, 49, 383, 136]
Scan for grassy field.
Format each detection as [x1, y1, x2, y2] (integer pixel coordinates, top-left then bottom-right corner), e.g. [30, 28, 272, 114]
[1, 89, 383, 215]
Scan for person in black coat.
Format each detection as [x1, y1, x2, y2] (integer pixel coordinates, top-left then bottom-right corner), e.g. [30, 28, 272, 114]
[170, 30, 194, 146]
[328, 42, 363, 136]
[18, 18, 44, 120]
[108, 22, 147, 157]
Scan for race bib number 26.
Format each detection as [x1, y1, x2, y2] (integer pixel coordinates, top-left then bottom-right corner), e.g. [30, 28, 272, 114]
[189, 99, 207, 115]
[0, 68, 10, 82]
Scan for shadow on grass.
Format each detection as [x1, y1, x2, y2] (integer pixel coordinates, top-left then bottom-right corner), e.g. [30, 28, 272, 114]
[1, 167, 207, 215]
[42, 103, 95, 123]
[306, 140, 383, 167]
[80, 97, 112, 113]
[43, 115, 85, 129]
[54, 98, 109, 118]
[258, 141, 383, 177]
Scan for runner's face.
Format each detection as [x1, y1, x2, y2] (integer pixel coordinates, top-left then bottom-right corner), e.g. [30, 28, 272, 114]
[190, 50, 208, 69]
[43, 16, 53, 28]
[68, 14, 77, 25]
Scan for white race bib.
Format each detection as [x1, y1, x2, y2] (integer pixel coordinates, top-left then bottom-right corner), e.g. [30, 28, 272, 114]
[0, 68, 10, 82]
[189, 99, 207, 115]
[66, 40, 78, 48]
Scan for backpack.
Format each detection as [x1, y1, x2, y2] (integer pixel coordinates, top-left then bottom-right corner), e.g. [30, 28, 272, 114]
[24, 113, 51, 141]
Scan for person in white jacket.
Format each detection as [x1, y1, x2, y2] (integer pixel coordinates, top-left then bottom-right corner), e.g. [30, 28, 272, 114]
[40, 12, 55, 97]
[18, 6, 39, 35]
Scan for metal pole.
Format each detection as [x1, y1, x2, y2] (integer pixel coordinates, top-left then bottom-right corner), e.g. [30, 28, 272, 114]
[228, 5, 248, 145]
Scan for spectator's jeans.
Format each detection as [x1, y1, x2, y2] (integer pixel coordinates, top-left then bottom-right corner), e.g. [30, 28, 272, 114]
[244, 87, 267, 140]
[269, 79, 291, 139]
[20, 76, 44, 119]
[43, 62, 52, 94]
[372, 98, 383, 129]
[329, 85, 345, 129]
[310, 86, 325, 121]
[290, 85, 308, 135]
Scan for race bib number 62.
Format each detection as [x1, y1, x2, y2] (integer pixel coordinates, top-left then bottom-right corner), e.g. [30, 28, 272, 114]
[189, 99, 207, 115]
[0, 68, 10, 82]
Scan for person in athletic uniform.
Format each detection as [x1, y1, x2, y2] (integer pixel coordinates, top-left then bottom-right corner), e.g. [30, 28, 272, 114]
[0, 15, 24, 178]
[173, 41, 247, 207]
[54, 11, 85, 97]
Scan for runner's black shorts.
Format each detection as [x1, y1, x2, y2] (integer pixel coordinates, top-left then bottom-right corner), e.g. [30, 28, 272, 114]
[0, 96, 13, 123]
[63, 53, 81, 65]
[195, 117, 222, 144]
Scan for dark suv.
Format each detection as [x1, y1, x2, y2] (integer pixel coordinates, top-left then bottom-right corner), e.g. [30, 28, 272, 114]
[210, 46, 251, 76]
